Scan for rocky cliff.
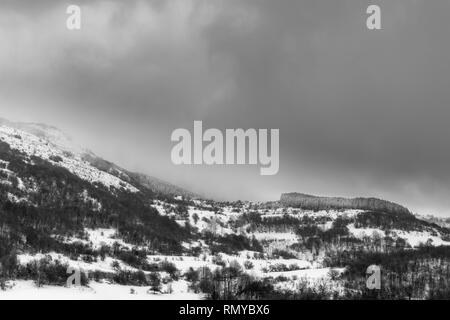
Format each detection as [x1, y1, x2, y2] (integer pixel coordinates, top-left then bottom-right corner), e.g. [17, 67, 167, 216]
[280, 192, 411, 216]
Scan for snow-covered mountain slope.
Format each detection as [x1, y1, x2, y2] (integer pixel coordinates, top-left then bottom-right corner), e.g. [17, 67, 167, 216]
[2, 118, 450, 299]
[1, 120, 86, 155]
[0, 125, 139, 193]
[0, 119, 196, 198]
[161, 199, 450, 252]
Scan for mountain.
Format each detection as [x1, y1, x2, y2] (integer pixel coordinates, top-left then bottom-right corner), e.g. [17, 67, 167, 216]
[0, 117, 197, 200]
[0, 119, 192, 255]
[128, 172, 199, 200]
[280, 192, 411, 216]
[2, 118, 450, 300]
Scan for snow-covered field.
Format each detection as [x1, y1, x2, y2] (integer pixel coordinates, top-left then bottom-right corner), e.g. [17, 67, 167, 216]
[54, 228, 137, 250]
[0, 280, 202, 300]
[252, 232, 298, 242]
[347, 223, 450, 247]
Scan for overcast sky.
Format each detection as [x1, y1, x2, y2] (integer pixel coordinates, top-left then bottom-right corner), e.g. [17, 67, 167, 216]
[1, 0, 450, 216]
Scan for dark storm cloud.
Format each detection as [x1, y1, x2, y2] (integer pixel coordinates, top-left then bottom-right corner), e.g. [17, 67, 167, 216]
[1, 0, 450, 216]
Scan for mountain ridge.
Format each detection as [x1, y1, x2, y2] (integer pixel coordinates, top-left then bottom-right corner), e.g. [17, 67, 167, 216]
[280, 192, 412, 216]
[0, 117, 198, 200]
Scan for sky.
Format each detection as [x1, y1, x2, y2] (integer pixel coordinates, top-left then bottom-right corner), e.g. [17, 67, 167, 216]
[1, 0, 450, 216]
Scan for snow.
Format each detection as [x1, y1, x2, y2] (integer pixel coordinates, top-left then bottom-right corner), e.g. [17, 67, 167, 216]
[272, 268, 346, 295]
[145, 252, 314, 279]
[6, 192, 28, 204]
[2, 124, 450, 300]
[0, 126, 139, 193]
[80, 190, 102, 211]
[391, 229, 450, 247]
[347, 223, 450, 247]
[262, 208, 363, 220]
[268, 267, 345, 280]
[17, 252, 135, 274]
[186, 207, 235, 235]
[151, 201, 170, 216]
[55, 228, 137, 250]
[252, 232, 298, 242]
[147, 255, 216, 273]
[0, 280, 203, 300]
[16, 177, 25, 190]
[347, 224, 386, 239]
[22, 123, 86, 156]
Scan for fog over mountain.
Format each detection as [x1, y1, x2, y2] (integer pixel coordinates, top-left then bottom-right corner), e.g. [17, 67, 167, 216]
[1, 0, 450, 217]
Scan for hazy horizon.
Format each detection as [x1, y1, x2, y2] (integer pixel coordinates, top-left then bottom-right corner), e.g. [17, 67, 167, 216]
[2, 0, 450, 217]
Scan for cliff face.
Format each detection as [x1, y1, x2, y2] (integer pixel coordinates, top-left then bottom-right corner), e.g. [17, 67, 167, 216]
[280, 192, 411, 216]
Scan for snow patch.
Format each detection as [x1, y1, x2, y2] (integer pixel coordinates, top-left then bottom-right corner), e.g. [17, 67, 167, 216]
[0, 126, 139, 193]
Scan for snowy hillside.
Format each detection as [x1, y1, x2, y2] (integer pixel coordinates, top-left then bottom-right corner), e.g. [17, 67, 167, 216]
[0, 125, 139, 193]
[1, 119, 450, 300]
